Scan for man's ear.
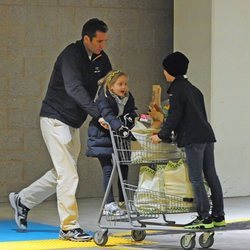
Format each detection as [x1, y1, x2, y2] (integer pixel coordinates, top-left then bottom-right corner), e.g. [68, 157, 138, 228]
[83, 35, 90, 43]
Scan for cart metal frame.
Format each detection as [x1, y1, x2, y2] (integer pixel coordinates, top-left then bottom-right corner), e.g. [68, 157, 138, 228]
[93, 124, 215, 250]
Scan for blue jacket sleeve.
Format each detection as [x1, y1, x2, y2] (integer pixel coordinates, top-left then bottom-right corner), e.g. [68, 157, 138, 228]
[97, 98, 123, 131]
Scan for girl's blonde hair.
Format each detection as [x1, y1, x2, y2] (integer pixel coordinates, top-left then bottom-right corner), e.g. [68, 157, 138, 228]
[99, 70, 128, 96]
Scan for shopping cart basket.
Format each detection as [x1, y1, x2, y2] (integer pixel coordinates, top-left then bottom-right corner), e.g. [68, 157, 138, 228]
[93, 124, 215, 250]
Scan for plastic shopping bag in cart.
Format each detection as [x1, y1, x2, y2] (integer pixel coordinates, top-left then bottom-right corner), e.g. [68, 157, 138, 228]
[137, 166, 161, 192]
[134, 165, 165, 214]
[130, 119, 181, 163]
[134, 160, 209, 214]
[163, 159, 194, 209]
[163, 159, 210, 209]
[134, 165, 184, 214]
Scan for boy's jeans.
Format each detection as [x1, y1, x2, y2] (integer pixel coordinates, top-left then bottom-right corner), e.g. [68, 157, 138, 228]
[184, 143, 224, 219]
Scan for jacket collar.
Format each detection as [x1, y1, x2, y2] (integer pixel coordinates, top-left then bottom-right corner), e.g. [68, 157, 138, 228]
[167, 75, 188, 94]
[77, 39, 103, 62]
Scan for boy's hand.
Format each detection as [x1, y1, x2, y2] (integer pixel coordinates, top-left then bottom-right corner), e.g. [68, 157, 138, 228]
[150, 134, 162, 144]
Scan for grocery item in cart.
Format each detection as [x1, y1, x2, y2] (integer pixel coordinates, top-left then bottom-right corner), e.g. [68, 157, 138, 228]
[130, 119, 180, 163]
[164, 159, 194, 202]
[134, 166, 164, 213]
[134, 160, 210, 214]
[134, 162, 196, 214]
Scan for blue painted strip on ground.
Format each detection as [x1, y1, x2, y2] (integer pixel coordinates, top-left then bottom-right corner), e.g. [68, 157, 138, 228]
[0, 220, 93, 242]
[0, 219, 59, 242]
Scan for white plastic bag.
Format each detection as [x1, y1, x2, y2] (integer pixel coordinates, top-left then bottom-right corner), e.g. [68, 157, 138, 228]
[131, 119, 180, 163]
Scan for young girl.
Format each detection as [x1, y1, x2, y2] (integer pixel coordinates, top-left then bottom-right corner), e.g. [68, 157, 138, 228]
[86, 70, 137, 215]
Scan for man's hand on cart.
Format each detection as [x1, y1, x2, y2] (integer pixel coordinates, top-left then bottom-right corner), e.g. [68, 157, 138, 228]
[150, 134, 162, 144]
[98, 117, 109, 130]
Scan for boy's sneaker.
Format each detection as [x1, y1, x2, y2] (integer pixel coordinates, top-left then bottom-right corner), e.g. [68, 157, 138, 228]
[59, 228, 92, 242]
[103, 202, 125, 216]
[184, 216, 214, 229]
[213, 215, 226, 227]
[9, 192, 29, 230]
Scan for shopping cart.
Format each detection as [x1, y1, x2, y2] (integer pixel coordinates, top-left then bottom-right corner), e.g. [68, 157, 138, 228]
[93, 124, 215, 250]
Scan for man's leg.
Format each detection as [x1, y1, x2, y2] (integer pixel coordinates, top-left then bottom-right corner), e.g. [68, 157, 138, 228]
[9, 118, 59, 230]
[9, 167, 57, 230]
[18, 169, 57, 209]
[39, 118, 81, 230]
[40, 118, 91, 241]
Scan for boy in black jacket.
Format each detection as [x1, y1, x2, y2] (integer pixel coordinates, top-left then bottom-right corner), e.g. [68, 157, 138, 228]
[151, 52, 225, 229]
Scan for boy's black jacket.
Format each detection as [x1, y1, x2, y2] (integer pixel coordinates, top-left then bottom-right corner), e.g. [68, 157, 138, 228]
[158, 76, 216, 147]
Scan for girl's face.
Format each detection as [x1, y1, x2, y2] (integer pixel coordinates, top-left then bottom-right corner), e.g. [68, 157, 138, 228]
[110, 75, 128, 97]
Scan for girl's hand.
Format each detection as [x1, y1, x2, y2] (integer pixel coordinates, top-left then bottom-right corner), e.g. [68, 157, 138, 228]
[98, 117, 109, 130]
[150, 134, 162, 144]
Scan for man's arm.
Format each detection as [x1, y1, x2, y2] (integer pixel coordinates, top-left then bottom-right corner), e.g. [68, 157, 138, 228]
[60, 49, 100, 119]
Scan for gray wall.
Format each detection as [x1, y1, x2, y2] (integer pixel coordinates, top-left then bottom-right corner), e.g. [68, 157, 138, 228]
[174, 0, 211, 118]
[0, 0, 173, 202]
[174, 0, 250, 197]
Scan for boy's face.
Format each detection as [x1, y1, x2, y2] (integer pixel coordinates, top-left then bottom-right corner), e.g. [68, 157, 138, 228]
[163, 69, 175, 83]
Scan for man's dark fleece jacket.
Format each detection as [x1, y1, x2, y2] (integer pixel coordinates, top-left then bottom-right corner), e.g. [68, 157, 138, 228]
[158, 76, 216, 147]
[40, 39, 112, 128]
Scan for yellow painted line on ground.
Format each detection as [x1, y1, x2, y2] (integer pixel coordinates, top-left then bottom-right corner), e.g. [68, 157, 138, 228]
[0, 237, 155, 250]
[226, 217, 250, 223]
[1, 218, 249, 249]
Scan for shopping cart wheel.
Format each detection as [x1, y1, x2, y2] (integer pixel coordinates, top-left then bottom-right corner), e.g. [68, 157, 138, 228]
[199, 231, 214, 248]
[180, 233, 196, 250]
[131, 230, 146, 241]
[93, 230, 108, 246]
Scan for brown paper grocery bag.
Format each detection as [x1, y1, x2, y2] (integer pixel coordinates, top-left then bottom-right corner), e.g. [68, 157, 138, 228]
[151, 85, 162, 107]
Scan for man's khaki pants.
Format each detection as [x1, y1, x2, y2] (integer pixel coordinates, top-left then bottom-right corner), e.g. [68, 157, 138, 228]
[19, 117, 81, 230]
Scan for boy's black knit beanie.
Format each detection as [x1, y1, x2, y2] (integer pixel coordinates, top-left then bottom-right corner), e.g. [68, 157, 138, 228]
[162, 51, 189, 76]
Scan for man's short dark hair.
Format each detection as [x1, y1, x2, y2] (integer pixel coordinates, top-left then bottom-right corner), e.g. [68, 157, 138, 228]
[81, 18, 108, 40]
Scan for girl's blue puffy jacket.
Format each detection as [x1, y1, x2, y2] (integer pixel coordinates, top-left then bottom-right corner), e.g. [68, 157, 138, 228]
[86, 90, 137, 157]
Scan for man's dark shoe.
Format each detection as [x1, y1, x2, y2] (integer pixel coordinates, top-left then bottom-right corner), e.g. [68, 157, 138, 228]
[212, 215, 226, 227]
[184, 216, 214, 229]
[9, 192, 30, 230]
[59, 228, 93, 242]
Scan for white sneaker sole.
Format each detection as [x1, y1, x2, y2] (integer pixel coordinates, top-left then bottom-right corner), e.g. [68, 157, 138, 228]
[9, 192, 27, 230]
[103, 210, 126, 216]
[59, 235, 92, 242]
